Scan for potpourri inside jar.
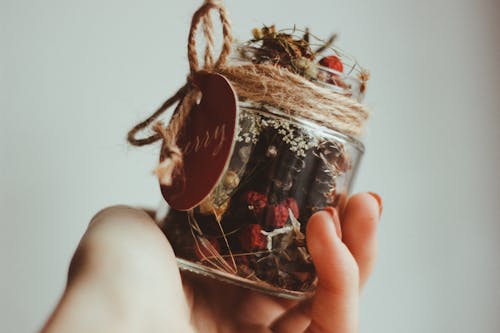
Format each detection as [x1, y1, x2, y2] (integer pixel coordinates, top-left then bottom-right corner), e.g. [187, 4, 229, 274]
[160, 101, 364, 298]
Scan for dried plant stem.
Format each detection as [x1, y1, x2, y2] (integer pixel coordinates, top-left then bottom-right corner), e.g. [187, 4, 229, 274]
[187, 210, 237, 274]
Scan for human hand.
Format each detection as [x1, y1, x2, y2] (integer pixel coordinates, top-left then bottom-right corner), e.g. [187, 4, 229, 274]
[42, 192, 381, 333]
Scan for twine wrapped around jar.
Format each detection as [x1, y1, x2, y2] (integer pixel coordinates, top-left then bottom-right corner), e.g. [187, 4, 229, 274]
[127, 0, 369, 186]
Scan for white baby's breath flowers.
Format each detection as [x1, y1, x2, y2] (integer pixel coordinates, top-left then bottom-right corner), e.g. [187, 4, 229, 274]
[237, 108, 318, 157]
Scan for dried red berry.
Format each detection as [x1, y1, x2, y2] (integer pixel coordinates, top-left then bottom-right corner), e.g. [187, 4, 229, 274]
[243, 191, 268, 216]
[285, 198, 299, 218]
[319, 55, 344, 73]
[264, 203, 289, 229]
[239, 224, 267, 251]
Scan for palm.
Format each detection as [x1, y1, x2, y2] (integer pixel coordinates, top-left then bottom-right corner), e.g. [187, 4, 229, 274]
[184, 273, 299, 332]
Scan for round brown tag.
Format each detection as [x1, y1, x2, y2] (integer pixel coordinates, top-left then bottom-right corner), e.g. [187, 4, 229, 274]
[161, 71, 239, 210]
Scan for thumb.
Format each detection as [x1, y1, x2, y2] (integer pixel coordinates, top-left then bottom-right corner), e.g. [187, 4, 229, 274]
[305, 209, 359, 333]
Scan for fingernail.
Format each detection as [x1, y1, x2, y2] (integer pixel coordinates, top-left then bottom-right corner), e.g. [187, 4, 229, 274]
[323, 206, 342, 239]
[368, 192, 383, 217]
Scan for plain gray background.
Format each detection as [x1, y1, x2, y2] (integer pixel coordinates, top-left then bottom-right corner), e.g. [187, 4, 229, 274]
[1, 0, 500, 332]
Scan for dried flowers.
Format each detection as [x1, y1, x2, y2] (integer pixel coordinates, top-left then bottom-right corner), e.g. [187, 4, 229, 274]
[240, 25, 369, 93]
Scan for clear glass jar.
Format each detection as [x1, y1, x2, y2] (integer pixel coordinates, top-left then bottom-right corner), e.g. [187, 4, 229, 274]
[158, 98, 364, 299]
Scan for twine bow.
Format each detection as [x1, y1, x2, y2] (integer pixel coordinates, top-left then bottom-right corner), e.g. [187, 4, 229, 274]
[127, 0, 233, 186]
